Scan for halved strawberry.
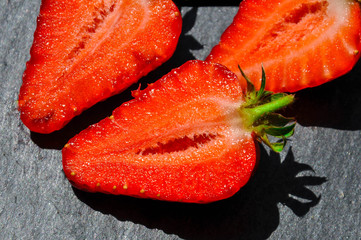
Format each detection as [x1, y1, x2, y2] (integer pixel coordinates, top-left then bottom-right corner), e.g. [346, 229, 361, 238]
[18, 0, 182, 133]
[206, 0, 361, 92]
[62, 60, 294, 203]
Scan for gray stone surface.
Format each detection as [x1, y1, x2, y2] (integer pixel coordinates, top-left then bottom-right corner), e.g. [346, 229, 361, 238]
[0, 1, 360, 239]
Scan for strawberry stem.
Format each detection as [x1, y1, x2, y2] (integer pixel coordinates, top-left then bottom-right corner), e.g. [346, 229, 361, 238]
[238, 66, 295, 152]
[242, 95, 294, 124]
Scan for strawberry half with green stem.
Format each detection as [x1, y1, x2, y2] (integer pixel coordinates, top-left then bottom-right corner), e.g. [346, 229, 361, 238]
[62, 60, 295, 203]
[18, 0, 182, 134]
[206, 0, 361, 92]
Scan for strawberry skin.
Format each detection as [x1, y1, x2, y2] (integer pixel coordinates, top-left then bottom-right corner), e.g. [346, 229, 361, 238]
[18, 0, 182, 133]
[63, 60, 259, 203]
[206, 0, 361, 92]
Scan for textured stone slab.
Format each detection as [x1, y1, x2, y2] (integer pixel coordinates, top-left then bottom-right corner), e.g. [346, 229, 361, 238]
[0, 1, 360, 239]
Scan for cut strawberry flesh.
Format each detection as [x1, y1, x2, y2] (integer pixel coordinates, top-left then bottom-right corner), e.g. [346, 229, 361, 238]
[206, 0, 361, 92]
[137, 133, 218, 156]
[19, 0, 182, 133]
[62, 61, 258, 203]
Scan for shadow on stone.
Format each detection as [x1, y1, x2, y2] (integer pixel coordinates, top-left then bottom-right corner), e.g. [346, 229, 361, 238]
[73, 146, 326, 240]
[284, 60, 361, 131]
[175, 0, 240, 7]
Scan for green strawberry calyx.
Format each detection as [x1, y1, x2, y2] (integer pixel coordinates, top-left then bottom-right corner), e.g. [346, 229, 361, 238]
[238, 66, 295, 152]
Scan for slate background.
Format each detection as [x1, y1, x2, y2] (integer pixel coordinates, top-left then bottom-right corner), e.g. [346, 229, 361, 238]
[0, 0, 360, 239]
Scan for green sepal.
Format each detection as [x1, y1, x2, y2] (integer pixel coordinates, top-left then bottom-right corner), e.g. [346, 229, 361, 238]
[256, 65, 266, 100]
[238, 65, 255, 95]
[254, 130, 287, 153]
[257, 113, 295, 127]
[239, 66, 295, 152]
[264, 124, 296, 138]
[268, 141, 287, 153]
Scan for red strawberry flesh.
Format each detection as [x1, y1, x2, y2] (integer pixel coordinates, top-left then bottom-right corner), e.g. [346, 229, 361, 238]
[62, 60, 258, 203]
[18, 0, 182, 133]
[206, 0, 361, 92]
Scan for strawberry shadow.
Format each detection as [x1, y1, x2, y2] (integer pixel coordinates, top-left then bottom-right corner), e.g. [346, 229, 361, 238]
[285, 60, 361, 130]
[29, 6, 203, 150]
[174, 0, 240, 6]
[73, 146, 326, 240]
[29, 88, 134, 149]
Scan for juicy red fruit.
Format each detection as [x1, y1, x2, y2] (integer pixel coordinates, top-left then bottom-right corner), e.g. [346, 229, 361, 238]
[62, 60, 258, 203]
[18, 0, 182, 133]
[206, 0, 361, 92]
